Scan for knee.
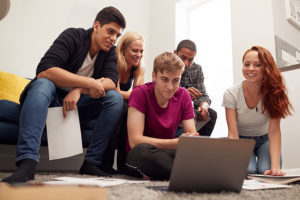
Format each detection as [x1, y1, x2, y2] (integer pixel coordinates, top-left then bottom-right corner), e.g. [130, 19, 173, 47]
[248, 165, 257, 174]
[208, 108, 217, 121]
[127, 143, 154, 163]
[106, 90, 123, 101]
[257, 141, 271, 174]
[104, 90, 123, 110]
[29, 78, 56, 96]
[257, 160, 271, 174]
[131, 143, 152, 156]
[247, 155, 258, 174]
[257, 168, 267, 174]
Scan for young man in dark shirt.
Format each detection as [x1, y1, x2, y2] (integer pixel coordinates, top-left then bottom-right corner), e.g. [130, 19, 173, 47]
[2, 6, 126, 183]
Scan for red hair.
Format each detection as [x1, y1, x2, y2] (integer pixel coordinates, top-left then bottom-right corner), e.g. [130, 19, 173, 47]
[242, 46, 293, 119]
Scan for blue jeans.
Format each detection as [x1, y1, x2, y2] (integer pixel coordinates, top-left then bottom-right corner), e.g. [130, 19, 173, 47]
[240, 134, 282, 174]
[16, 78, 123, 165]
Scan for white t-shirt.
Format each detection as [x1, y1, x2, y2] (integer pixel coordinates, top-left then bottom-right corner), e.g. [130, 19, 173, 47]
[76, 52, 98, 77]
[222, 82, 269, 137]
[59, 52, 98, 91]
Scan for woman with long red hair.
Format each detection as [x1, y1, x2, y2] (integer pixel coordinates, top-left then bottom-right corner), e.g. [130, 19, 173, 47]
[222, 46, 292, 176]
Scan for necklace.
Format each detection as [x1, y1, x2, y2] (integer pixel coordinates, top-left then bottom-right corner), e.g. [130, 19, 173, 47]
[243, 82, 261, 112]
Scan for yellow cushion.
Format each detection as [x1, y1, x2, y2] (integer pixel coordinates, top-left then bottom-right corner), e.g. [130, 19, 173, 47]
[0, 70, 30, 104]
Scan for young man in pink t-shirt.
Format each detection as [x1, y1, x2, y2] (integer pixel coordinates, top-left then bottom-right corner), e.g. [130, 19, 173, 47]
[126, 52, 198, 180]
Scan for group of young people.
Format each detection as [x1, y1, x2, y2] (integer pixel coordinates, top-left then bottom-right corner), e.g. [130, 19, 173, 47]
[1, 6, 292, 183]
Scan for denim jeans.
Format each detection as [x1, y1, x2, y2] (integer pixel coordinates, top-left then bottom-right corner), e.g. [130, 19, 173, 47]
[240, 134, 282, 174]
[16, 78, 123, 165]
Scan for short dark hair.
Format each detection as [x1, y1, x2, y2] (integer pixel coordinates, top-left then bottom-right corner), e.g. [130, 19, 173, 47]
[94, 6, 126, 29]
[176, 39, 197, 53]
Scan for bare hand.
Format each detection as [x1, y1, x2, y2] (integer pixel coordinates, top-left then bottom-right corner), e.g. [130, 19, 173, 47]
[89, 78, 105, 98]
[95, 79, 106, 97]
[264, 169, 286, 176]
[63, 88, 81, 118]
[187, 87, 202, 101]
[197, 106, 210, 121]
[175, 132, 199, 147]
[180, 132, 199, 137]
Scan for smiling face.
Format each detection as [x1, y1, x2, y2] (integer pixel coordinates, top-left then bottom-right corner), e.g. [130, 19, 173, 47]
[123, 39, 144, 67]
[152, 69, 182, 105]
[92, 21, 122, 52]
[242, 50, 265, 83]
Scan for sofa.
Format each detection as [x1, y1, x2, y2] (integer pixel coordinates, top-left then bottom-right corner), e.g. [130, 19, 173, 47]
[0, 70, 87, 171]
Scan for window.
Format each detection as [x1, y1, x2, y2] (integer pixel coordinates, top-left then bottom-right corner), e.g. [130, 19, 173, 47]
[176, 0, 233, 137]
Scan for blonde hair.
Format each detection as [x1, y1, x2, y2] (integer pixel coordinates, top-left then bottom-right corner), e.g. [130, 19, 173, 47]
[153, 52, 184, 74]
[116, 31, 144, 73]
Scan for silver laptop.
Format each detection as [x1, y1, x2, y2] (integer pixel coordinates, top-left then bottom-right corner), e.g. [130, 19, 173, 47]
[168, 136, 255, 193]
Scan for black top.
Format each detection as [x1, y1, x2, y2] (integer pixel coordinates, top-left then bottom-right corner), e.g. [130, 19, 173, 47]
[36, 28, 118, 83]
[20, 28, 119, 105]
[119, 67, 137, 91]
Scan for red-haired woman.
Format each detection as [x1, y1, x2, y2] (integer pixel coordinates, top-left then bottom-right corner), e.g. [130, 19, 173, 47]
[222, 46, 292, 176]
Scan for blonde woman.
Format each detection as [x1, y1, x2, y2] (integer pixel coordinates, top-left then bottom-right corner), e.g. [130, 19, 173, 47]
[101, 31, 145, 174]
[116, 31, 145, 99]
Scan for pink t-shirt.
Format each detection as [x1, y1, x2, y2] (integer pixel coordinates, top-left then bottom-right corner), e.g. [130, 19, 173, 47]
[127, 82, 194, 151]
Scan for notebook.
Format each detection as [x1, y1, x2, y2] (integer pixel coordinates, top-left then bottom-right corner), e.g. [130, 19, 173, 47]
[168, 136, 255, 193]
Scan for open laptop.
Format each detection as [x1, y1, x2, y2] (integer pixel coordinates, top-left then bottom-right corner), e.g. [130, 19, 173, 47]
[168, 136, 255, 193]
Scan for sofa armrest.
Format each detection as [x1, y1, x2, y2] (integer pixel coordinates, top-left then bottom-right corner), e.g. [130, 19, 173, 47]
[0, 100, 20, 123]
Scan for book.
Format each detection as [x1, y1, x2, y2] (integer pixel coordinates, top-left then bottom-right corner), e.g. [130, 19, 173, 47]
[242, 179, 292, 190]
[247, 168, 300, 185]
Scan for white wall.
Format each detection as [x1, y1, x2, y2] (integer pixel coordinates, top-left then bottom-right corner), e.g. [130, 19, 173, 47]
[272, 0, 300, 168]
[231, 0, 275, 84]
[0, 0, 152, 79]
[0, 0, 183, 83]
[281, 69, 300, 168]
[272, 0, 300, 51]
[175, 0, 233, 138]
[230, 0, 300, 168]
[147, 0, 179, 82]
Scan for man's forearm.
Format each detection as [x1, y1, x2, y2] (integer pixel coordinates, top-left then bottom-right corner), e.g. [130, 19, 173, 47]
[37, 67, 93, 89]
[72, 78, 116, 95]
[100, 78, 116, 91]
[130, 135, 179, 150]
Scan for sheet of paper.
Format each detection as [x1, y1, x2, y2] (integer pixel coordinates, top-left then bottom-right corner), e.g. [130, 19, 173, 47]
[46, 107, 83, 160]
[242, 179, 292, 190]
[250, 174, 300, 178]
[43, 177, 149, 187]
